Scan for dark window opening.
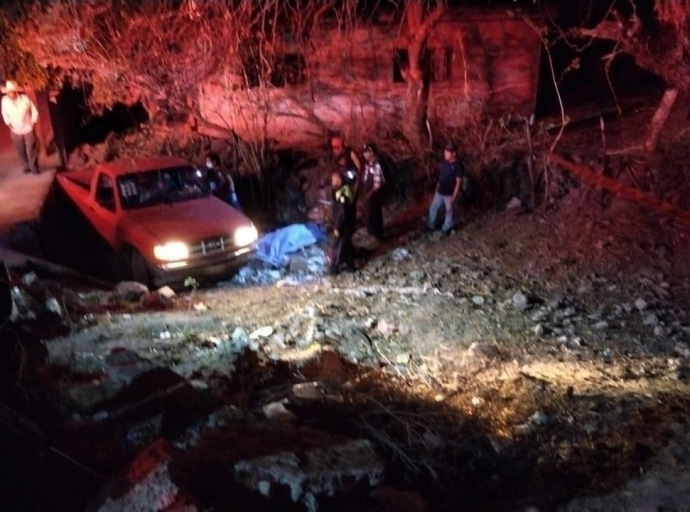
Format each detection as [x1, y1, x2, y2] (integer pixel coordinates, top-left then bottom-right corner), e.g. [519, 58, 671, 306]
[270, 53, 307, 87]
[96, 173, 115, 211]
[393, 49, 409, 83]
[430, 48, 452, 82]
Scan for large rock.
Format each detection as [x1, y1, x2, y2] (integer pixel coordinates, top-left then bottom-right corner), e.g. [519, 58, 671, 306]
[234, 438, 384, 512]
[56, 348, 157, 415]
[115, 282, 150, 303]
[512, 291, 530, 311]
[140, 287, 176, 310]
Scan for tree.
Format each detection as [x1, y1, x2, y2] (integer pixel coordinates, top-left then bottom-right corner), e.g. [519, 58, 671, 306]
[571, 0, 690, 152]
[0, 0, 459, 152]
[400, 0, 448, 152]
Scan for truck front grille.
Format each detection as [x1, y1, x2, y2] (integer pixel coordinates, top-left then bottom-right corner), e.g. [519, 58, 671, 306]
[189, 235, 236, 257]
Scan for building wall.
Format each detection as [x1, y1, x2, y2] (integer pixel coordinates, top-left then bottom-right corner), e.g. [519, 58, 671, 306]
[199, 13, 542, 149]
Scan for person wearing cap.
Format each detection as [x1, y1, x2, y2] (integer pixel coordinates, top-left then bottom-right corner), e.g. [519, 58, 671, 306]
[362, 142, 385, 241]
[329, 170, 356, 275]
[1, 81, 40, 174]
[427, 142, 464, 235]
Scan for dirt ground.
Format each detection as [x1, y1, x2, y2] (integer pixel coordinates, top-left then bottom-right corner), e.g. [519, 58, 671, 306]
[2, 115, 690, 510]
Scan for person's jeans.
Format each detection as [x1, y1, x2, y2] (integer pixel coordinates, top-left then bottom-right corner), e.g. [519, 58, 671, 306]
[329, 232, 355, 274]
[366, 189, 384, 241]
[11, 131, 39, 174]
[427, 192, 455, 232]
[227, 191, 242, 212]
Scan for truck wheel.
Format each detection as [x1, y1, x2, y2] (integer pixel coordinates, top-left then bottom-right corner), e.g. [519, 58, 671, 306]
[130, 248, 153, 286]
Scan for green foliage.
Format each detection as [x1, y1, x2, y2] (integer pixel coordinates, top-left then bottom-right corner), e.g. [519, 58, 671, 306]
[184, 276, 199, 290]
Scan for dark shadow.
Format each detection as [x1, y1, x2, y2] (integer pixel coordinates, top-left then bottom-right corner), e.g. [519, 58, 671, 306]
[0, 302, 686, 512]
[79, 101, 148, 147]
[50, 81, 148, 158]
[35, 181, 126, 283]
[535, 39, 666, 119]
[161, 348, 690, 512]
[236, 148, 319, 231]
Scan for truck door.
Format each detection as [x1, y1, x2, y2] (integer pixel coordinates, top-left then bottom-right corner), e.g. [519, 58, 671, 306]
[88, 172, 119, 248]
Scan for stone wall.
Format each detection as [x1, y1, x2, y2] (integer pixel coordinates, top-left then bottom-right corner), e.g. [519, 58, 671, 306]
[199, 11, 542, 149]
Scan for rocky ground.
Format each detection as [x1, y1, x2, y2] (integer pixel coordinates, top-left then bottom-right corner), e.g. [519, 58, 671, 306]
[2, 158, 690, 511]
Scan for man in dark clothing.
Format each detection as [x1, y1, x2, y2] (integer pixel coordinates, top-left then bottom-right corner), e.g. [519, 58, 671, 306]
[329, 171, 356, 275]
[334, 154, 358, 194]
[361, 142, 385, 241]
[201, 153, 228, 200]
[331, 135, 362, 178]
[427, 142, 464, 235]
[331, 135, 362, 198]
[202, 153, 242, 210]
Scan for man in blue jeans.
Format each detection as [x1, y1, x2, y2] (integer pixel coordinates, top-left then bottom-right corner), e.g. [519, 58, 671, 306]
[427, 142, 463, 235]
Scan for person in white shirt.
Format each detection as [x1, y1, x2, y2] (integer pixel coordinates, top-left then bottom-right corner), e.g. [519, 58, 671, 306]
[1, 81, 39, 174]
[361, 143, 385, 242]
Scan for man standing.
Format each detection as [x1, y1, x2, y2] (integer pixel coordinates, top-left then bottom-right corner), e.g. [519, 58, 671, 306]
[1, 81, 39, 175]
[330, 134, 361, 191]
[202, 153, 243, 210]
[329, 171, 356, 275]
[427, 142, 463, 235]
[201, 153, 228, 200]
[361, 142, 385, 242]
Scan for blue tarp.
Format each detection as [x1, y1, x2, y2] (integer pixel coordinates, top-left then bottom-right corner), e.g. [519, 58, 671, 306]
[255, 223, 327, 267]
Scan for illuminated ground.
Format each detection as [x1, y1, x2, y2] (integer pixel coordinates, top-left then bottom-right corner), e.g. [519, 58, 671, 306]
[3, 176, 690, 511]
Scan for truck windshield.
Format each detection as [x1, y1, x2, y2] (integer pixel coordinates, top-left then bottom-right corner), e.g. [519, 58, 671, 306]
[117, 166, 209, 210]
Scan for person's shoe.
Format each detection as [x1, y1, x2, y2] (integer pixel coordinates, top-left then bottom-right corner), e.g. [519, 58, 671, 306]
[442, 228, 455, 237]
[22, 168, 31, 174]
[32, 170, 41, 175]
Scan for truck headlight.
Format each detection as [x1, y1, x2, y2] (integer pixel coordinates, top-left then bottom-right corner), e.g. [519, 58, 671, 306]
[234, 225, 258, 247]
[153, 241, 189, 262]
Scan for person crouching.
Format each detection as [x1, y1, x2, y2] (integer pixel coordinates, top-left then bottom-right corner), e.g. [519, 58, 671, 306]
[329, 171, 356, 275]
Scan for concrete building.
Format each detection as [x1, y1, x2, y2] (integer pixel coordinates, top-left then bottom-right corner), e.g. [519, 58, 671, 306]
[199, 7, 543, 148]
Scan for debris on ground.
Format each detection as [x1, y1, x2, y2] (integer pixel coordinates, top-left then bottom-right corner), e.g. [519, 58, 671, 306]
[231, 242, 329, 286]
[4, 164, 690, 511]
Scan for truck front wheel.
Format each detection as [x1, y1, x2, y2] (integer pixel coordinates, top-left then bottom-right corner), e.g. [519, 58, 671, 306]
[130, 248, 154, 287]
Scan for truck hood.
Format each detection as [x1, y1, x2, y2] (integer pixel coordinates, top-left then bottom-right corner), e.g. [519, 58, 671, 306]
[119, 197, 253, 244]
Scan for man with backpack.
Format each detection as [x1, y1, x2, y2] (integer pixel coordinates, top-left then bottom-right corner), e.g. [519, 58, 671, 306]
[427, 142, 464, 235]
[361, 142, 385, 242]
